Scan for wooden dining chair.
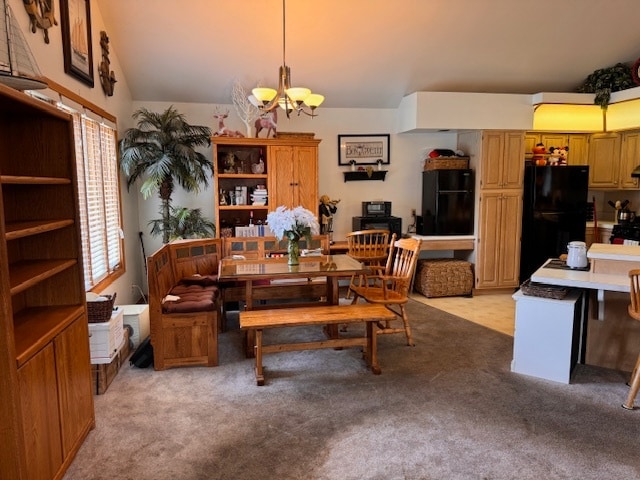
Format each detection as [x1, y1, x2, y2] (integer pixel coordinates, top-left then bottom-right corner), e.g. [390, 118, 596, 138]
[623, 269, 640, 410]
[349, 236, 422, 346]
[345, 229, 391, 298]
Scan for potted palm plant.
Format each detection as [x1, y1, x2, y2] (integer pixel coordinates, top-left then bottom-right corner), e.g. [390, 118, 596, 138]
[149, 206, 216, 241]
[119, 106, 212, 244]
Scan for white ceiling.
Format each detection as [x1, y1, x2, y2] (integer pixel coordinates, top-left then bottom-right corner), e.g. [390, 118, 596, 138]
[95, 0, 640, 109]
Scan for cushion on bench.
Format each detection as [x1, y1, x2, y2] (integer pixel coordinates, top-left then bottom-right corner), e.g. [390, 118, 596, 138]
[179, 274, 219, 286]
[162, 283, 219, 313]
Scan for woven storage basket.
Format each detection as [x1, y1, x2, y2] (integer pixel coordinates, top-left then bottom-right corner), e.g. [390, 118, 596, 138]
[520, 279, 568, 300]
[424, 157, 469, 171]
[87, 293, 116, 323]
[414, 259, 473, 298]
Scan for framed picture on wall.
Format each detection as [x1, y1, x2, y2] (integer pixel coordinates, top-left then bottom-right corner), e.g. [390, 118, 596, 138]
[338, 134, 390, 166]
[60, 0, 94, 87]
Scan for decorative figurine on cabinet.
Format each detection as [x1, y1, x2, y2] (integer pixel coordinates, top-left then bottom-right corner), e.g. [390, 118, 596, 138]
[319, 195, 340, 242]
[213, 108, 244, 137]
[255, 110, 277, 138]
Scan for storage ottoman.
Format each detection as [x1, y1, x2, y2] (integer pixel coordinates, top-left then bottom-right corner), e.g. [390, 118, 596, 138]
[414, 259, 473, 298]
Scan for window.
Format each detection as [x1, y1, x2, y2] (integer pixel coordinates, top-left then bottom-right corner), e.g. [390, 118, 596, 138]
[62, 106, 124, 290]
[29, 85, 124, 291]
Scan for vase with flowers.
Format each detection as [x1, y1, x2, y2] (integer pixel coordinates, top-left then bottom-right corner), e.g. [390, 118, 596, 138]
[267, 206, 320, 265]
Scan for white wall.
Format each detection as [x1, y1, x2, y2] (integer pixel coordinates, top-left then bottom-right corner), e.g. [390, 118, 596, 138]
[9, 0, 470, 298]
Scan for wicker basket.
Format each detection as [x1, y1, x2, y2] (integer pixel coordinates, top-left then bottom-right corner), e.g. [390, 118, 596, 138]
[520, 279, 568, 300]
[424, 156, 469, 171]
[87, 293, 116, 323]
[414, 259, 473, 298]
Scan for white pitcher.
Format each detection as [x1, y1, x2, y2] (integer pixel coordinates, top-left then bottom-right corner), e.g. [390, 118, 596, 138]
[566, 241, 588, 268]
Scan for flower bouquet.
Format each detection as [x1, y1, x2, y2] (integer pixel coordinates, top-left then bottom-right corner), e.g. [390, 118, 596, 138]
[267, 206, 320, 265]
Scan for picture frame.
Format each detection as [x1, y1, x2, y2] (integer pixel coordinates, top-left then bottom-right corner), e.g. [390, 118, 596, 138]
[60, 0, 94, 87]
[338, 134, 390, 166]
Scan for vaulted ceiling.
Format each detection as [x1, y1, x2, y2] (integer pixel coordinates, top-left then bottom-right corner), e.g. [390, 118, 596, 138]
[96, 0, 640, 109]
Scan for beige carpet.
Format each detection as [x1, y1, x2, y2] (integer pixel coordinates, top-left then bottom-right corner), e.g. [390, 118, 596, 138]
[63, 299, 638, 480]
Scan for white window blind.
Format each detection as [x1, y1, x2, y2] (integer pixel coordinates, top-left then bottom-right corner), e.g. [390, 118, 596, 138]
[61, 105, 123, 290]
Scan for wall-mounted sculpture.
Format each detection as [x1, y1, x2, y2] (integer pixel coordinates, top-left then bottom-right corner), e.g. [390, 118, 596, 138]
[98, 30, 116, 96]
[22, 0, 57, 44]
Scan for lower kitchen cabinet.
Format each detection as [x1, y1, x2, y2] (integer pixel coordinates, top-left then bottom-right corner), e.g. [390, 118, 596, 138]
[476, 191, 522, 289]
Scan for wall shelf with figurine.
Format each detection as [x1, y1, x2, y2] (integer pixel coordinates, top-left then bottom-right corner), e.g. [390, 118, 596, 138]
[343, 170, 387, 182]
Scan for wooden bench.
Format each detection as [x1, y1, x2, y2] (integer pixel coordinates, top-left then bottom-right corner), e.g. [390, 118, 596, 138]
[239, 303, 395, 385]
[147, 238, 222, 370]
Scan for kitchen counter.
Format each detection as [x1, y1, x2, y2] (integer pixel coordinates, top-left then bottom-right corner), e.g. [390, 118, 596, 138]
[525, 244, 640, 374]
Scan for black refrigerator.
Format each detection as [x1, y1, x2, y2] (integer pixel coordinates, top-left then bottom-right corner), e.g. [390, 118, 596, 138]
[519, 165, 589, 283]
[418, 169, 474, 235]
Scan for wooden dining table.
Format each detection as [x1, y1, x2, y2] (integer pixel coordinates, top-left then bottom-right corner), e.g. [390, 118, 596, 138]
[218, 254, 368, 355]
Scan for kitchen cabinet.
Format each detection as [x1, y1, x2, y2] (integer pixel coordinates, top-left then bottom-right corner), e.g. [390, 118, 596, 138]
[619, 130, 640, 189]
[479, 131, 524, 189]
[525, 132, 589, 165]
[0, 84, 94, 480]
[476, 191, 523, 288]
[587, 133, 623, 188]
[458, 130, 524, 290]
[213, 137, 320, 236]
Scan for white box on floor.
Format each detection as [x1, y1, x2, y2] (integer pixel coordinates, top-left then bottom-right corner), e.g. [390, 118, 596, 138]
[89, 307, 124, 363]
[121, 304, 150, 348]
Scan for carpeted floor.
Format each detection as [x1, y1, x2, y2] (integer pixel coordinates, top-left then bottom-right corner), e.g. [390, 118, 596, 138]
[63, 300, 639, 480]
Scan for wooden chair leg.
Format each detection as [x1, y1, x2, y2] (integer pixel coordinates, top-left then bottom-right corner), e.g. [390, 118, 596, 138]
[399, 304, 415, 347]
[622, 353, 640, 410]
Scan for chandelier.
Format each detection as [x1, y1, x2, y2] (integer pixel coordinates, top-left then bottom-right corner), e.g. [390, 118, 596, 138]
[249, 0, 324, 118]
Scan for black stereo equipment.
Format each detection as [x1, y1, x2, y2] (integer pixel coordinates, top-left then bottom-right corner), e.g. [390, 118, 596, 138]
[362, 201, 392, 217]
[352, 216, 402, 239]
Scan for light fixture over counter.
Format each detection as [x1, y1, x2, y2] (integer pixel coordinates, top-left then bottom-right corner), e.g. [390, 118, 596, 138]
[248, 0, 324, 118]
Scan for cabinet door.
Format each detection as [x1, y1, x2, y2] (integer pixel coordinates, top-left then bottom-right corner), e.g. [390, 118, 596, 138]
[55, 315, 94, 457]
[499, 191, 523, 287]
[294, 146, 318, 213]
[268, 145, 318, 212]
[268, 145, 296, 208]
[588, 133, 621, 188]
[502, 132, 525, 189]
[567, 134, 589, 166]
[620, 131, 640, 189]
[18, 344, 63, 480]
[476, 192, 501, 288]
[476, 191, 522, 289]
[524, 133, 541, 160]
[480, 132, 504, 190]
[540, 133, 568, 150]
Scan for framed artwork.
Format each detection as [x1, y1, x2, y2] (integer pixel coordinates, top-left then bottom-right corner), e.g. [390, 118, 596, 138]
[338, 134, 390, 166]
[60, 0, 94, 87]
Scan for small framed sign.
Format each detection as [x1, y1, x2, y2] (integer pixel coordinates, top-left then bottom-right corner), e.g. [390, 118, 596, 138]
[338, 134, 390, 166]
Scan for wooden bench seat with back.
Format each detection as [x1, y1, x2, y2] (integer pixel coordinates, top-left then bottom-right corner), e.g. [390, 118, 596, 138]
[147, 238, 223, 370]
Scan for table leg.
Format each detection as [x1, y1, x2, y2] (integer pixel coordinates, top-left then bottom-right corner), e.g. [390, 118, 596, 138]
[245, 281, 256, 358]
[254, 329, 265, 386]
[366, 320, 381, 375]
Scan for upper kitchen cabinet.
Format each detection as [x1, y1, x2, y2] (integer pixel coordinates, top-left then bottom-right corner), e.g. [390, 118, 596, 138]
[588, 133, 624, 189]
[620, 130, 640, 189]
[525, 132, 589, 165]
[475, 130, 524, 190]
[268, 142, 319, 212]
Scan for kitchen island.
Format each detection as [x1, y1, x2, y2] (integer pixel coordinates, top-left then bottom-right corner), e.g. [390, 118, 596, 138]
[513, 243, 640, 382]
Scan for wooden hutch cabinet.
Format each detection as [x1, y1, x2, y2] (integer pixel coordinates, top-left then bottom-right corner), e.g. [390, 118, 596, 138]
[0, 84, 94, 479]
[212, 137, 320, 235]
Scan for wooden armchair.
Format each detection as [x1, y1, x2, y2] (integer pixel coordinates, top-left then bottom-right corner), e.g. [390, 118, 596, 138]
[345, 229, 391, 297]
[623, 269, 640, 409]
[349, 236, 422, 346]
